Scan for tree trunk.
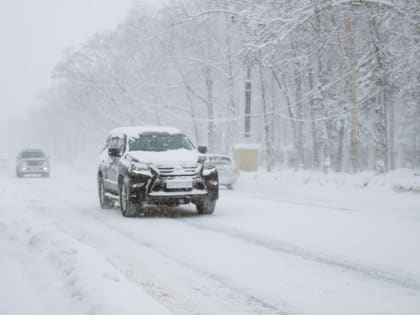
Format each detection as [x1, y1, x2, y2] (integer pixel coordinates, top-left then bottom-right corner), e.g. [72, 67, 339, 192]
[259, 62, 273, 172]
[204, 66, 216, 152]
[337, 119, 345, 172]
[388, 99, 395, 170]
[272, 69, 301, 171]
[186, 89, 200, 145]
[368, 5, 387, 174]
[308, 66, 319, 168]
[313, 0, 331, 174]
[327, 5, 349, 172]
[289, 34, 305, 169]
[225, 14, 237, 152]
[294, 68, 305, 169]
[346, 9, 360, 173]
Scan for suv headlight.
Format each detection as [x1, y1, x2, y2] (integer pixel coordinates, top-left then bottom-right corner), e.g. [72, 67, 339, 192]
[203, 162, 215, 170]
[21, 161, 28, 168]
[130, 162, 150, 174]
[202, 161, 217, 176]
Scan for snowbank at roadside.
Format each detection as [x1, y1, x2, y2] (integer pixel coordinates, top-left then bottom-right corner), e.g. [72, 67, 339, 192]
[235, 168, 420, 212]
[238, 168, 420, 191]
[0, 183, 171, 315]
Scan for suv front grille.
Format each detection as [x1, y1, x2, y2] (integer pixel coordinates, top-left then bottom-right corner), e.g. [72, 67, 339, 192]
[27, 160, 43, 166]
[152, 176, 205, 192]
[157, 165, 198, 176]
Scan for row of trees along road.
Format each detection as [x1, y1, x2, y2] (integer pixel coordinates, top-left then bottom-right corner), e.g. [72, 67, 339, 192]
[25, 0, 419, 173]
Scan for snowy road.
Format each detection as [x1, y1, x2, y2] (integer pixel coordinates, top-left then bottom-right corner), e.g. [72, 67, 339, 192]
[1, 167, 419, 315]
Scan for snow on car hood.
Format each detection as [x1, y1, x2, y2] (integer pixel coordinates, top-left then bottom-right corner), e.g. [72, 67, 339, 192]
[127, 149, 199, 166]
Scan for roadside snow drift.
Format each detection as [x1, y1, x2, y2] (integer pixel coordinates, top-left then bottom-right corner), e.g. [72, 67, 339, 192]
[0, 183, 170, 315]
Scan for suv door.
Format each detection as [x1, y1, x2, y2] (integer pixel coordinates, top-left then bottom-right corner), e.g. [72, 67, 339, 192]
[100, 136, 112, 190]
[107, 135, 126, 193]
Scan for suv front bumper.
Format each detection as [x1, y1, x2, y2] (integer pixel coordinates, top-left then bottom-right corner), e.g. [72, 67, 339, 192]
[18, 166, 49, 175]
[146, 189, 209, 206]
[128, 167, 218, 206]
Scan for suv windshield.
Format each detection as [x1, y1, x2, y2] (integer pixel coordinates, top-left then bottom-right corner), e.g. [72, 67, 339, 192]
[21, 151, 45, 159]
[128, 133, 194, 152]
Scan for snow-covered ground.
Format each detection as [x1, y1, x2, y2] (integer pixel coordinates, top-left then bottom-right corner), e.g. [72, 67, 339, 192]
[0, 165, 419, 315]
[0, 169, 170, 315]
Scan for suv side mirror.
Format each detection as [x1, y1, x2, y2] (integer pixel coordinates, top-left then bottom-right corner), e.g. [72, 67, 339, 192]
[108, 148, 121, 157]
[198, 146, 208, 154]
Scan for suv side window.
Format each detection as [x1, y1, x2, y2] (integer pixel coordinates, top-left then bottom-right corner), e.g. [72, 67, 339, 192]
[110, 136, 126, 153]
[110, 137, 119, 149]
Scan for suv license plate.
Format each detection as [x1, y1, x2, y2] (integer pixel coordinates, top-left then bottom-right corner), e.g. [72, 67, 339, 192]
[167, 180, 193, 189]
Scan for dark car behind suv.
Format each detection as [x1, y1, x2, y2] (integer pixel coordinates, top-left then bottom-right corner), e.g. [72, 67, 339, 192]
[97, 126, 219, 217]
[16, 149, 50, 177]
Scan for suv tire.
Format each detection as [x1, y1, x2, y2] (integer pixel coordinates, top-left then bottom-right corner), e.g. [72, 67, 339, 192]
[119, 181, 139, 217]
[98, 177, 113, 209]
[196, 197, 216, 215]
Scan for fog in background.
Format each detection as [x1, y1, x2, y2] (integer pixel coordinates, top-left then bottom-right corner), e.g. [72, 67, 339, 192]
[0, 0, 418, 173]
[0, 0, 162, 159]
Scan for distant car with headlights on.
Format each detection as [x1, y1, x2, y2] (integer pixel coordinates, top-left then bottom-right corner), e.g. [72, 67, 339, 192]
[16, 149, 50, 177]
[204, 154, 237, 190]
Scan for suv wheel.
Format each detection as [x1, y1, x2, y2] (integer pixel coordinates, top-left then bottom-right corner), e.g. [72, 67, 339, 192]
[196, 197, 216, 215]
[98, 177, 113, 209]
[119, 181, 139, 217]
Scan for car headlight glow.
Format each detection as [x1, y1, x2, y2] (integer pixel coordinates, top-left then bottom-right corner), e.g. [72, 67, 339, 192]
[202, 160, 217, 177]
[130, 162, 150, 174]
[203, 160, 216, 171]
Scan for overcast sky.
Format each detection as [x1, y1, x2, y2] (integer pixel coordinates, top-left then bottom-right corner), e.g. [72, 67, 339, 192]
[0, 0, 161, 124]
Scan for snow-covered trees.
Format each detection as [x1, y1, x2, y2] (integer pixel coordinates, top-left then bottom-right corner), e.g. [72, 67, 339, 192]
[31, 0, 419, 172]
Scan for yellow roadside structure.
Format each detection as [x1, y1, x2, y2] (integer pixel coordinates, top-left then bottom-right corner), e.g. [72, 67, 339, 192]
[234, 144, 259, 172]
